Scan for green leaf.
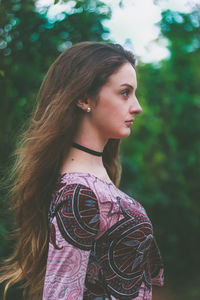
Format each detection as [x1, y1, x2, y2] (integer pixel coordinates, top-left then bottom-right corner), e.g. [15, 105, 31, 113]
[0, 70, 5, 77]
[54, 0, 59, 4]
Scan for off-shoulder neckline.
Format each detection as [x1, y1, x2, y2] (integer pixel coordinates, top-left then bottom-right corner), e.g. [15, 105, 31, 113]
[59, 171, 114, 186]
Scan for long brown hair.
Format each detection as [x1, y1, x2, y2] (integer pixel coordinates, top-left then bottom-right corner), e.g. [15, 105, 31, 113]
[0, 41, 136, 299]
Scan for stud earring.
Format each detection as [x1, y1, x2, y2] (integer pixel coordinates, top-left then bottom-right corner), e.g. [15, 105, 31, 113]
[87, 107, 91, 112]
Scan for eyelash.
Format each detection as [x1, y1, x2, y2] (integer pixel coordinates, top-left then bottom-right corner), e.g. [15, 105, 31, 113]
[121, 89, 130, 98]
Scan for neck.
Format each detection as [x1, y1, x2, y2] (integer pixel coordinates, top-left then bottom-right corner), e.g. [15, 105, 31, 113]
[61, 138, 107, 172]
[72, 142, 103, 156]
[73, 139, 105, 153]
[73, 115, 108, 154]
[60, 146, 104, 175]
[62, 117, 109, 171]
[71, 139, 105, 167]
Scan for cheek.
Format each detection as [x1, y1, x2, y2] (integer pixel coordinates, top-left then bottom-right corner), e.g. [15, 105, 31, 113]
[94, 108, 128, 135]
[94, 105, 122, 127]
[91, 108, 131, 138]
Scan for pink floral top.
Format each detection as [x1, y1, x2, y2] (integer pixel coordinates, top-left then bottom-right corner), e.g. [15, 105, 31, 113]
[43, 172, 164, 300]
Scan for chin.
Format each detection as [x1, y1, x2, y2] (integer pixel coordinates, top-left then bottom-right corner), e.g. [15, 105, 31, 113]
[110, 129, 131, 139]
[120, 128, 131, 138]
[121, 132, 131, 138]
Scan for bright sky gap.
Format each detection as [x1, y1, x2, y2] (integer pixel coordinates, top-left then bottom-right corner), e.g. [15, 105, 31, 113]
[36, 0, 199, 62]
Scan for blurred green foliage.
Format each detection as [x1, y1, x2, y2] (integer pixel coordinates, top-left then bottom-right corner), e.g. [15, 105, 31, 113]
[0, 0, 200, 299]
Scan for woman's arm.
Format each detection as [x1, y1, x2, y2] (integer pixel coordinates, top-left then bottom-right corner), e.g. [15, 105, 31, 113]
[43, 183, 100, 299]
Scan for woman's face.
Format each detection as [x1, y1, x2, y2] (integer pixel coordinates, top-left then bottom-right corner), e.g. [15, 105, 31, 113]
[89, 62, 142, 140]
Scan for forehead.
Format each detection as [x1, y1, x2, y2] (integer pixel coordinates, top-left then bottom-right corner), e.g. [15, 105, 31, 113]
[106, 62, 137, 87]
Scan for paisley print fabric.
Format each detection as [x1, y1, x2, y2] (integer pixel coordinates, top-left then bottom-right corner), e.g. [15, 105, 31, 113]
[56, 183, 100, 251]
[43, 172, 164, 299]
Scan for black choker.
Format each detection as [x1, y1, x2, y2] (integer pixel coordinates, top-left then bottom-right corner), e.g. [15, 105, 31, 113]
[72, 142, 103, 157]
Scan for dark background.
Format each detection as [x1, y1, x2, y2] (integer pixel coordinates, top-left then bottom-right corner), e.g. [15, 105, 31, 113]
[0, 0, 200, 299]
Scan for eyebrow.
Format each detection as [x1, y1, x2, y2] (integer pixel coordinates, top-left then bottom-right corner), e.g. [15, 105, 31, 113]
[120, 83, 137, 90]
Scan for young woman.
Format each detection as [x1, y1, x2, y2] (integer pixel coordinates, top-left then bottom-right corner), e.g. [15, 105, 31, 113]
[0, 42, 164, 299]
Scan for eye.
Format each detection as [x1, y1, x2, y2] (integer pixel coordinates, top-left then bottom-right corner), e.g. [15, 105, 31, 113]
[121, 89, 130, 98]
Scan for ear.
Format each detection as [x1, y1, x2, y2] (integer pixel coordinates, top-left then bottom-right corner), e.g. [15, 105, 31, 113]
[76, 96, 91, 110]
[76, 99, 86, 110]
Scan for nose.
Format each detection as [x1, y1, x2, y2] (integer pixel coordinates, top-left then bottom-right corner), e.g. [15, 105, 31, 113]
[130, 96, 142, 115]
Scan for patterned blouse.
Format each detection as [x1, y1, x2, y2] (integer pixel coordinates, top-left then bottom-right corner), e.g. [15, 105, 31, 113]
[43, 172, 164, 300]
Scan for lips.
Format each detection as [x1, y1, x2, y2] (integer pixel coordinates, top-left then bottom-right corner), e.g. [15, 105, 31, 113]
[125, 119, 134, 122]
[125, 120, 134, 127]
